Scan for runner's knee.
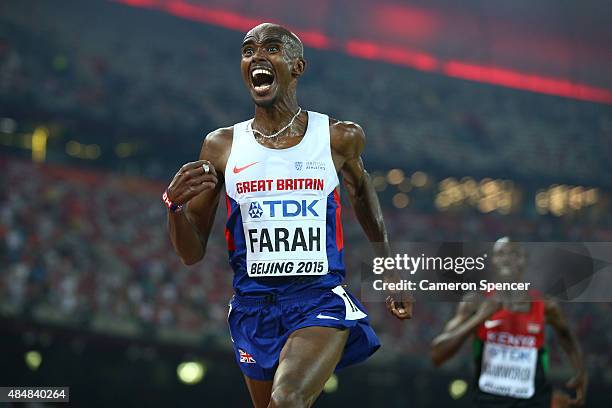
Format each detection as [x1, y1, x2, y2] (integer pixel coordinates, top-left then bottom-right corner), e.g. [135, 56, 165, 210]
[269, 384, 309, 408]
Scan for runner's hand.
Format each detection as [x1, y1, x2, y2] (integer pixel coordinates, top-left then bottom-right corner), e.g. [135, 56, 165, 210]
[565, 371, 587, 406]
[551, 390, 572, 408]
[386, 292, 414, 320]
[167, 160, 218, 206]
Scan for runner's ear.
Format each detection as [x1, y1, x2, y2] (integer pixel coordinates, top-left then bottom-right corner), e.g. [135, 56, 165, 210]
[292, 58, 306, 78]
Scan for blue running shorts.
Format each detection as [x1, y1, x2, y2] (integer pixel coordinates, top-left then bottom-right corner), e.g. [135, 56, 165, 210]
[227, 285, 381, 381]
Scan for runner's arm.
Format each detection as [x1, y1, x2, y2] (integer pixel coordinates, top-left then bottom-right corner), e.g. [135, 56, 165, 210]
[335, 122, 390, 257]
[545, 300, 588, 406]
[332, 121, 411, 320]
[431, 299, 497, 366]
[166, 129, 229, 265]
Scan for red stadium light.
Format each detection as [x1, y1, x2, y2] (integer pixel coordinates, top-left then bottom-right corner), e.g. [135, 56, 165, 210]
[344, 40, 379, 60]
[293, 30, 332, 50]
[371, 4, 438, 40]
[162, 0, 261, 31]
[443, 61, 612, 104]
[345, 41, 438, 72]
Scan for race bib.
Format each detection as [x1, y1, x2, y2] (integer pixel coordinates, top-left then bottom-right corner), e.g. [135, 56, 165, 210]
[478, 342, 537, 399]
[241, 195, 328, 277]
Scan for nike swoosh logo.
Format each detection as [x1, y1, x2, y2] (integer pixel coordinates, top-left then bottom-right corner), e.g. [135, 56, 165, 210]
[484, 319, 503, 329]
[316, 313, 340, 320]
[233, 161, 259, 174]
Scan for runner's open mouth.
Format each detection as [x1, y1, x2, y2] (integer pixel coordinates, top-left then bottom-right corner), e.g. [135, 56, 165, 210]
[251, 67, 275, 92]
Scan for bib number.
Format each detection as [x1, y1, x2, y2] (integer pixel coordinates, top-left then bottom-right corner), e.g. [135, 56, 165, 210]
[478, 343, 537, 399]
[242, 196, 329, 277]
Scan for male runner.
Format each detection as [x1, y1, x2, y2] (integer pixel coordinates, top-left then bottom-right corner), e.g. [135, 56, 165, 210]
[430, 238, 587, 407]
[163, 23, 412, 407]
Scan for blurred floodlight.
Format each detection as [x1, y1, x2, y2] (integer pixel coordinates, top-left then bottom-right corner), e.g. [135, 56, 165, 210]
[535, 190, 549, 212]
[481, 179, 500, 195]
[66, 141, 81, 156]
[66, 141, 101, 159]
[461, 178, 478, 199]
[116, 142, 132, 158]
[536, 185, 598, 216]
[25, 350, 42, 371]
[568, 186, 584, 209]
[0, 117, 17, 133]
[435, 194, 450, 210]
[411, 171, 428, 187]
[177, 361, 206, 385]
[584, 188, 598, 205]
[84, 144, 101, 159]
[478, 198, 496, 213]
[392, 193, 410, 208]
[32, 127, 49, 163]
[387, 168, 405, 185]
[323, 374, 338, 393]
[439, 177, 455, 189]
[449, 379, 467, 399]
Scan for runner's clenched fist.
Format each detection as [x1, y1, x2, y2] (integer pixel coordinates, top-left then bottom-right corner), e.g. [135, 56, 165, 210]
[166, 160, 218, 207]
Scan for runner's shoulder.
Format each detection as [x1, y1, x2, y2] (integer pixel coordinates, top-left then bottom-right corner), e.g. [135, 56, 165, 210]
[200, 126, 233, 171]
[543, 298, 562, 320]
[328, 117, 365, 156]
[203, 126, 233, 150]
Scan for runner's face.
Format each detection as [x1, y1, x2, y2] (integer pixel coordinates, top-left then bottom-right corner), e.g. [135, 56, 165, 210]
[241, 27, 296, 107]
[492, 243, 526, 279]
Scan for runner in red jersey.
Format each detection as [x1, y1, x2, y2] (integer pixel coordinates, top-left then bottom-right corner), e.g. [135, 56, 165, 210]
[431, 238, 588, 407]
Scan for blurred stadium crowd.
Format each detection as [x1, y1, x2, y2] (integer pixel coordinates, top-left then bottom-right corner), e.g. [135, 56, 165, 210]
[1, 157, 611, 375]
[1, 0, 612, 400]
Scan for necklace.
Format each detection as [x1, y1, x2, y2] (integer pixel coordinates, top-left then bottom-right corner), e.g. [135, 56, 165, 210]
[248, 107, 302, 139]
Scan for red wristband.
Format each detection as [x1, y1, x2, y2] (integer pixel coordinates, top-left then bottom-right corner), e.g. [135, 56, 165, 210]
[162, 190, 183, 213]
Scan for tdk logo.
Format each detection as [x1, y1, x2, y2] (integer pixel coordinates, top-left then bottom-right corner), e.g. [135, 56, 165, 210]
[248, 202, 264, 218]
[248, 200, 319, 218]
